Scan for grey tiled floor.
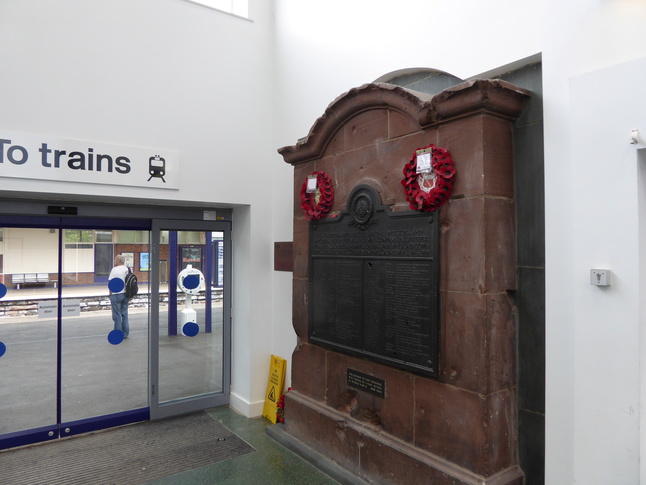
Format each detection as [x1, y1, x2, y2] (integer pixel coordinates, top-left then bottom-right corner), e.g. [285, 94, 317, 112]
[144, 407, 339, 485]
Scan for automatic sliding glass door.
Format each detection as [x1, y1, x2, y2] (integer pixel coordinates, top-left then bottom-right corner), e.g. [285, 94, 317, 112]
[60, 225, 150, 428]
[0, 218, 151, 449]
[150, 220, 231, 419]
[0, 214, 231, 449]
[0, 226, 58, 443]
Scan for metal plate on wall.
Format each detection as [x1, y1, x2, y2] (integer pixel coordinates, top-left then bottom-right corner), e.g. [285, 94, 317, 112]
[309, 185, 439, 377]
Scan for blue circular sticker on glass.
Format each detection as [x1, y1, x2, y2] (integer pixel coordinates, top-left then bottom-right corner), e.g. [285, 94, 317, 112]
[183, 274, 200, 290]
[183, 322, 199, 337]
[108, 330, 125, 345]
[108, 278, 125, 293]
[0, 341, 6, 358]
[0, 284, 7, 299]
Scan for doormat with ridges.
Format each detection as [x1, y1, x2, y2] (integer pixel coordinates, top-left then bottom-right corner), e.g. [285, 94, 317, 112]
[0, 411, 255, 484]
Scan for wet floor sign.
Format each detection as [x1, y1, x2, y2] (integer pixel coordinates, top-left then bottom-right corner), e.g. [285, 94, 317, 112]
[262, 354, 286, 424]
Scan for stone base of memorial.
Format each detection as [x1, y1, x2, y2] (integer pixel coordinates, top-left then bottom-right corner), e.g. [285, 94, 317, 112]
[279, 79, 529, 484]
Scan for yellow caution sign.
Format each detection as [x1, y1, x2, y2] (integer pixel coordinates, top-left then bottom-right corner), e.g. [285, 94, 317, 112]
[262, 354, 287, 424]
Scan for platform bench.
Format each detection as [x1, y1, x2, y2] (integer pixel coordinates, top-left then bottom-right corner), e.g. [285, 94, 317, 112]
[13, 273, 57, 289]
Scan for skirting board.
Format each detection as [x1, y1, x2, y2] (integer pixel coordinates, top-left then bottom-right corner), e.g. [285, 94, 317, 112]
[229, 391, 265, 418]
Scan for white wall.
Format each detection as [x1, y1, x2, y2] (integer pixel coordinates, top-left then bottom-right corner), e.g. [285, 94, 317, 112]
[0, 0, 274, 206]
[0, 0, 277, 416]
[3, 228, 59, 273]
[4, 1, 646, 481]
[272, 0, 646, 483]
[569, 59, 646, 484]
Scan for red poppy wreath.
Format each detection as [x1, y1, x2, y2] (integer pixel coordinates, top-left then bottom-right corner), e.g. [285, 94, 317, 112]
[401, 145, 456, 212]
[300, 171, 334, 221]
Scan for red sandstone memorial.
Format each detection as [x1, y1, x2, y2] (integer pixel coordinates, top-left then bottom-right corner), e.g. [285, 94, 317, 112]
[279, 79, 530, 484]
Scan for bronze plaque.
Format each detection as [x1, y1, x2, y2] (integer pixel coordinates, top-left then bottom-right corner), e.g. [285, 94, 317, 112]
[309, 185, 439, 377]
[347, 369, 385, 398]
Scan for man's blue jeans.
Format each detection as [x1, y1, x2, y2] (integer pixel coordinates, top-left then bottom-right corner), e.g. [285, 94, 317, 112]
[110, 293, 129, 337]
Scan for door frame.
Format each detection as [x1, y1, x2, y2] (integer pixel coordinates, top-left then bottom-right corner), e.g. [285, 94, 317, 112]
[0, 202, 233, 449]
[149, 219, 232, 420]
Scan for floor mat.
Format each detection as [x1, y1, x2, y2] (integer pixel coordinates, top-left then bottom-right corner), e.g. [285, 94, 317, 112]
[0, 411, 255, 484]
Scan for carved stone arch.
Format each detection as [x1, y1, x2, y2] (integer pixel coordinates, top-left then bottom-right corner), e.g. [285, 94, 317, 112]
[374, 67, 464, 96]
[340, 177, 386, 211]
[279, 79, 531, 168]
[278, 83, 434, 166]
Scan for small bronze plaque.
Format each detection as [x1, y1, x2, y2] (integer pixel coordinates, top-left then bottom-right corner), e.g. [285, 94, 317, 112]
[347, 369, 385, 398]
[348, 369, 386, 398]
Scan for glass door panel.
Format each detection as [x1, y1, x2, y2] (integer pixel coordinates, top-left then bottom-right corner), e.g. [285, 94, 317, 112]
[151, 221, 230, 419]
[60, 229, 150, 424]
[0, 227, 59, 436]
[0, 214, 228, 448]
[158, 230, 223, 402]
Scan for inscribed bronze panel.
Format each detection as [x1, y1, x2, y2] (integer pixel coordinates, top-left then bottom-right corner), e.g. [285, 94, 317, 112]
[309, 185, 439, 377]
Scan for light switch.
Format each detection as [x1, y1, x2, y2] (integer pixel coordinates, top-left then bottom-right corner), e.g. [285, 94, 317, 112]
[590, 269, 611, 286]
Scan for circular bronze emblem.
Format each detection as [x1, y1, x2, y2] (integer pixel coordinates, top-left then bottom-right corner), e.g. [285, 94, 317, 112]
[351, 191, 374, 228]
